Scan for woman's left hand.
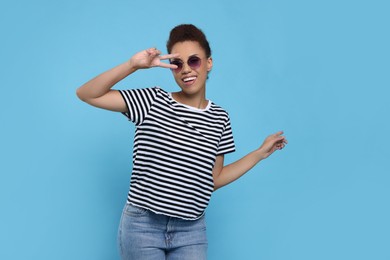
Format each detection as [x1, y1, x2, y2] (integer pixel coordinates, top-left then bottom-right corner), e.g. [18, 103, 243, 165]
[258, 131, 288, 159]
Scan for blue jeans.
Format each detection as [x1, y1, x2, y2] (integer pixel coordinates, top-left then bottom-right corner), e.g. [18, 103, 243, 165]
[118, 203, 208, 260]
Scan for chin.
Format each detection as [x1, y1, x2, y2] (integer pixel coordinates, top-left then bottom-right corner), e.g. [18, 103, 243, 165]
[181, 86, 205, 96]
[176, 80, 206, 95]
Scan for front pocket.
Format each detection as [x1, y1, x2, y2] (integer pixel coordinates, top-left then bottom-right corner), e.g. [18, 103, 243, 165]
[124, 203, 149, 216]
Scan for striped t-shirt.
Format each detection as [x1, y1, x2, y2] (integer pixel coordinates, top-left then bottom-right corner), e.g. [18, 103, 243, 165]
[119, 87, 235, 220]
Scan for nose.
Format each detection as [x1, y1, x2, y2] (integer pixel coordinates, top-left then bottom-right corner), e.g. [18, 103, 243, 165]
[181, 62, 192, 74]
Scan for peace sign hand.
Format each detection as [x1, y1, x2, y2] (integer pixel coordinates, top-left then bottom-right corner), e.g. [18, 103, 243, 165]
[129, 48, 179, 70]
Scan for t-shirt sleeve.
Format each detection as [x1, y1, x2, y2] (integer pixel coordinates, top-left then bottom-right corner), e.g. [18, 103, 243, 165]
[216, 116, 236, 156]
[118, 87, 158, 125]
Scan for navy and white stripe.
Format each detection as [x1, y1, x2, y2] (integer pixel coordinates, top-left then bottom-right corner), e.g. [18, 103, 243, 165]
[119, 87, 235, 220]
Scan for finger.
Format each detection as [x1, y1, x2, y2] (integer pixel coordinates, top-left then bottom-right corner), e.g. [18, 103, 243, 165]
[274, 131, 284, 136]
[159, 53, 180, 60]
[275, 136, 285, 143]
[158, 62, 178, 69]
[145, 48, 154, 54]
[146, 47, 161, 56]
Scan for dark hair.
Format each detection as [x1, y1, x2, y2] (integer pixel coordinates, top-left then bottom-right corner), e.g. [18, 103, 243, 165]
[166, 24, 211, 57]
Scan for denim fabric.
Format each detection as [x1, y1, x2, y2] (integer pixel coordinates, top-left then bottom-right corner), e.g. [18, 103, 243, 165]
[118, 203, 208, 260]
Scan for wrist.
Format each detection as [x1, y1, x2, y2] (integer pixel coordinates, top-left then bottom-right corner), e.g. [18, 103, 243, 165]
[255, 148, 267, 161]
[126, 59, 139, 73]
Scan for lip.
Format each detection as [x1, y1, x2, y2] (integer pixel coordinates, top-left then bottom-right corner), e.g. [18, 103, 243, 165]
[182, 76, 197, 81]
[182, 76, 197, 86]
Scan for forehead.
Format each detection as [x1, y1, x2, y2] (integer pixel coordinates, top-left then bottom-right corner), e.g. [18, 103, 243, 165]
[171, 41, 206, 58]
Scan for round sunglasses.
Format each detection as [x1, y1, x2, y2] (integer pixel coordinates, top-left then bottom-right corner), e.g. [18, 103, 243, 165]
[170, 56, 202, 73]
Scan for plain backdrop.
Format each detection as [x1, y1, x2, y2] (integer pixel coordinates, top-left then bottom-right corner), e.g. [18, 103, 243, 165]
[1, 0, 389, 259]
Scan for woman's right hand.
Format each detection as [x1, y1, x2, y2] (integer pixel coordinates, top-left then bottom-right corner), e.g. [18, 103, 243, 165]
[129, 48, 179, 70]
[76, 48, 179, 112]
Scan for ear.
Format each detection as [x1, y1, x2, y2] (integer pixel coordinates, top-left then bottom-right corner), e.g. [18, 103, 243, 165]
[207, 57, 213, 72]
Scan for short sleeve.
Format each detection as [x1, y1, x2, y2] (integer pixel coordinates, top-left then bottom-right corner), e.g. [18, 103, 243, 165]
[118, 87, 158, 125]
[216, 116, 236, 156]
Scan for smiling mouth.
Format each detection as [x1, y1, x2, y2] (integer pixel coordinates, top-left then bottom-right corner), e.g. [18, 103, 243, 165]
[183, 76, 197, 83]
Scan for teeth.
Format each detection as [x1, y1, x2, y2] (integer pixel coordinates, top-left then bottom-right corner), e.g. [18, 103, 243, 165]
[183, 77, 196, 82]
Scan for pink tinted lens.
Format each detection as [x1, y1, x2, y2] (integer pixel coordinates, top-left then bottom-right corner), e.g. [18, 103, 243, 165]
[188, 56, 201, 69]
[170, 60, 183, 73]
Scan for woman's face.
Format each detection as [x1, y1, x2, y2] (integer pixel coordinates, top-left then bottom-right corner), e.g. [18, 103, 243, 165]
[170, 41, 212, 96]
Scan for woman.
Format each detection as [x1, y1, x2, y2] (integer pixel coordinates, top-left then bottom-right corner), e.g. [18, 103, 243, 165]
[77, 24, 287, 260]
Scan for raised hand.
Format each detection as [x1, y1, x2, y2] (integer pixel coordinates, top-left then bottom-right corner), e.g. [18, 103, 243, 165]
[258, 131, 288, 159]
[128, 48, 179, 70]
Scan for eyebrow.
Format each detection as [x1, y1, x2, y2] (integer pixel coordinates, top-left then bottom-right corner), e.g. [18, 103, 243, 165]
[170, 54, 199, 62]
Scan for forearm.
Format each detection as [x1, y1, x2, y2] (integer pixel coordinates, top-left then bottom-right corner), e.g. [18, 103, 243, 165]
[214, 149, 265, 190]
[76, 61, 136, 101]
[213, 131, 287, 191]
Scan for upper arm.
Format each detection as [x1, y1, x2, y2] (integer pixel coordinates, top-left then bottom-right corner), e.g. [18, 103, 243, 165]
[212, 155, 224, 180]
[216, 115, 236, 156]
[78, 89, 127, 113]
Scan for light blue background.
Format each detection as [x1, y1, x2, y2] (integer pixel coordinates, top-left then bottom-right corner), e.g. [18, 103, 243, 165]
[1, 0, 389, 259]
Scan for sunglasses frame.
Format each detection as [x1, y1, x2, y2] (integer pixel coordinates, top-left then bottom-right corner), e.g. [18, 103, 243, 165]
[170, 55, 202, 73]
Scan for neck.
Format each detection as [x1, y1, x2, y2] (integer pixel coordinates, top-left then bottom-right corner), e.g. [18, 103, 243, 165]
[173, 91, 207, 109]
